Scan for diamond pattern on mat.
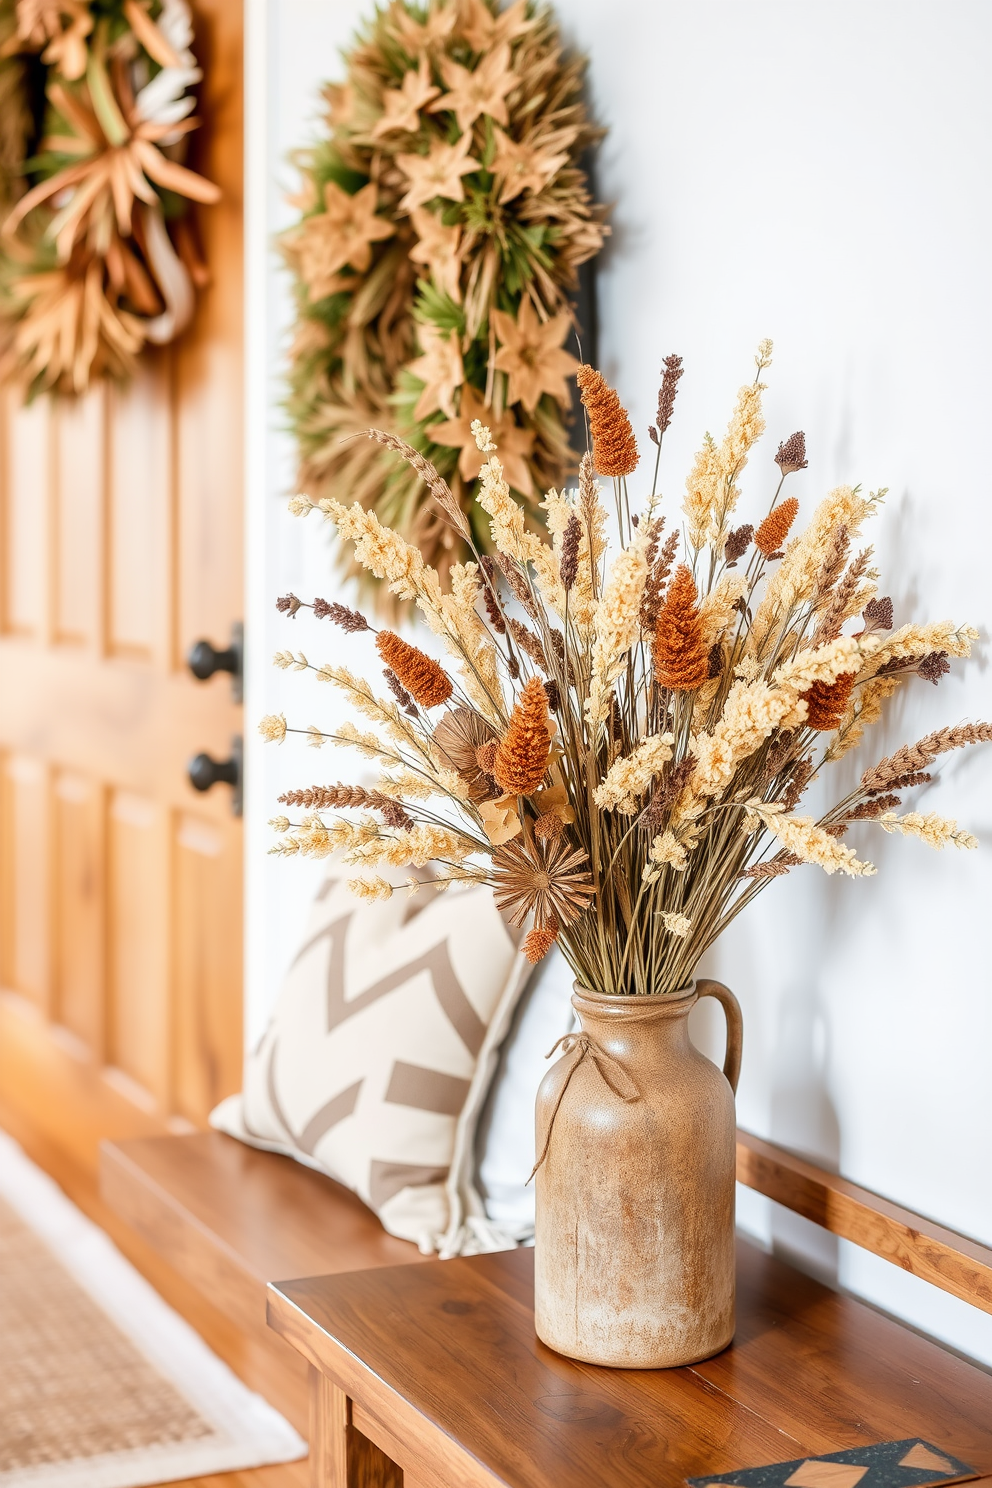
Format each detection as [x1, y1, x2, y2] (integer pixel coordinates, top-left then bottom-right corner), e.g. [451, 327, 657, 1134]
[688, 1438, 979, 1488]
[0, 1197, 214, 1472]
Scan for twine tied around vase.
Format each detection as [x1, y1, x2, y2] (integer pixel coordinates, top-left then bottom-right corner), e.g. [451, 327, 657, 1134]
[527, 1032, 640, 1182]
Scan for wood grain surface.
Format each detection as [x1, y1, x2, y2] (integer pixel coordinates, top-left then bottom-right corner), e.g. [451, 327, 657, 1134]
[269, 1244, 992, 1488]
[100, 1131, 427, 1431]
[737, 1131, 992, 1314]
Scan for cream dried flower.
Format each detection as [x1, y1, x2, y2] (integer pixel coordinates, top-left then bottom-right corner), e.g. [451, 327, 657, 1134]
[595, 734, 675, 813]
[586, 523, 652, 728]
[348, 876, 395, 901]
[259, 713, 287, 743]
[348, 824, 473, 868]
[748, 801, 875, 877]
[879, 811, 978, 850]
[661, 911, 692, 938]
[649, 831, 689, 871]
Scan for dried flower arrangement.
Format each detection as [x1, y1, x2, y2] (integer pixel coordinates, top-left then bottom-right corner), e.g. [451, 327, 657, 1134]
[281, 0, 607, 604]
[0, 0, 218, 394]
[262, 341, 990, 995]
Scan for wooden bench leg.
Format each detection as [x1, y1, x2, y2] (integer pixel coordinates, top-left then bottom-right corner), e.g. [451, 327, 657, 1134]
[309, 1366, 349, 1488]
[308, 1364, 404, 1488]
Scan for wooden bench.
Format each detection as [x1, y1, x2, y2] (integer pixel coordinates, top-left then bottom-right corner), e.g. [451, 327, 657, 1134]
[101, 1124, 992, 1457]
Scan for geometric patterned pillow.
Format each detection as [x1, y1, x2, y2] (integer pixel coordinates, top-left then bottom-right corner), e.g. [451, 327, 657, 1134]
[211, 859, 528, 1253]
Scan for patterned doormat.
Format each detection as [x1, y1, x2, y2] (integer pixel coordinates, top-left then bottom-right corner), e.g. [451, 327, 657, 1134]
[688, 1438, 979, 1488]
[0, 1129, 306, 1488]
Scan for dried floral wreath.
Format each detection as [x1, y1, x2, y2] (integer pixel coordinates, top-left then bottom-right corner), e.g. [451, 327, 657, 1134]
[0, 0, 219, 394]
[262, 342, 990, 994]
[282, 0, 608, 607]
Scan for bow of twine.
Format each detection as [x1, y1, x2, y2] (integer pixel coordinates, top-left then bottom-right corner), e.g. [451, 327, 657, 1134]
[527, 1032, 640, 1183]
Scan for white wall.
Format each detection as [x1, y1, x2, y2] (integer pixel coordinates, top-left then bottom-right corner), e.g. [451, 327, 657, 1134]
[246, 0, 992, 1361]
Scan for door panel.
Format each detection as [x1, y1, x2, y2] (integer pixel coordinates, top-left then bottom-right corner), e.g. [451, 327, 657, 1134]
[53, 390, 105, 647]
[0, 0, 244, 1172]
[53, 769, 105, 1054]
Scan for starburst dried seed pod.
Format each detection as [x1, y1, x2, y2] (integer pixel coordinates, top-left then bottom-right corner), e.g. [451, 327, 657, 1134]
[492, 835, 596, 929]
[560, 514, 582, 590]
[576, 364, 639, 477]
[723, 524, 754, 566]
[754, 497, 799, 558]
[493, 676, 552, 796]
[313, 598, 370, 631]
[276, 593, 304, 617]
[376, 631, 452, 708]
[653, 565, 710, 691]
[523, 925, 559, 963]
[804, 672, 857, 731]
[775, 432, 808, 474]
[655, 353, 684, 437]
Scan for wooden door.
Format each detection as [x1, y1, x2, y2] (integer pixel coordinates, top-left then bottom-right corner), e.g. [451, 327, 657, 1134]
[0, 0, 244, 1173]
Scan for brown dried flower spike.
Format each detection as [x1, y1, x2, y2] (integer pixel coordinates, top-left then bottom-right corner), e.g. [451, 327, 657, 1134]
[652, 565, 709, 692]
[493, 676, 552, 796]
[375, 631, 452, 708]
[576, 365, 639, 477]
[754, 497, 799, 558]
[804, 673, 857, 731]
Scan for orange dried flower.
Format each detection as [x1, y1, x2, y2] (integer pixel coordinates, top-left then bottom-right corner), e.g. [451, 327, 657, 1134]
[576, 364, 639, 477]
[476, 740, 498, 774]
[754, 496, 799, 558]
[376, 631, 452, 708]
[523, 925, 559, 963]
[493, 676, 552, 795]
[652, 565, 709, 692]
[804, 672, 856, 731]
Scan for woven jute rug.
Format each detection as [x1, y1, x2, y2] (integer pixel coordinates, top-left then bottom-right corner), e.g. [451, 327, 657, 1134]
[0, 1130, 305, 1488]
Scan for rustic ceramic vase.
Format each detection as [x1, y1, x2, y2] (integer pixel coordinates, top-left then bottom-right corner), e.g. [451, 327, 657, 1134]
[533, 978, 742, 1368]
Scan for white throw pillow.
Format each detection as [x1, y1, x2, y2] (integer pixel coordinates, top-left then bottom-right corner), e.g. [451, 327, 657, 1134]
[474, 946, 577, 1241]
[211, 859, 529, 1253]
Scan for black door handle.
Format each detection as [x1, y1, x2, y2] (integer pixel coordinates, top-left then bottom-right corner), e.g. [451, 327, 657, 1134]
[187, 622, 243, 701]
[188, 737, 242, 815]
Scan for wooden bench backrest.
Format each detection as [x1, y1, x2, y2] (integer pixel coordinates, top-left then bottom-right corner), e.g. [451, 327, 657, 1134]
[737, 1128, 992, 1316]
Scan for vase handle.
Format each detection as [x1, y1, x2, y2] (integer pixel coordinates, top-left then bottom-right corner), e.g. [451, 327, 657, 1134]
[695, 979, 743, 1095]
